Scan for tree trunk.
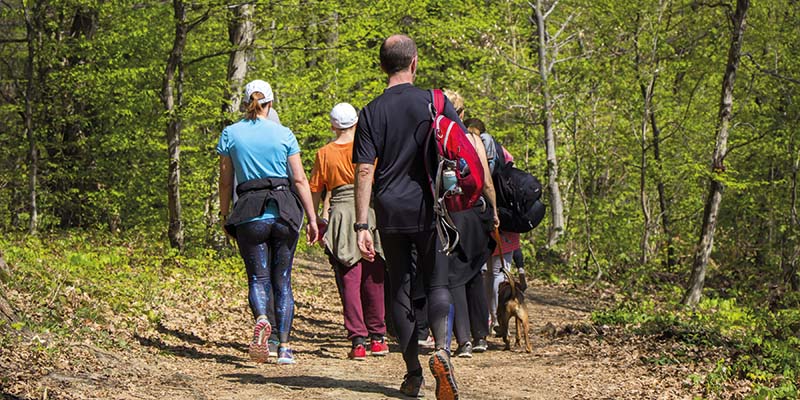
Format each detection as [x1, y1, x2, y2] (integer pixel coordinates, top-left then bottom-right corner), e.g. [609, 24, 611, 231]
[23, 3, 38, 235]
[161, 0, 188, 251]
[533, 0, 565, 247]
[0, 253, 16, 323]
[683, 0, 749, 306]
[651, 108, 675, 269]
[205, 3, 256, 249]
[785, 138, 800, 291]
[224, 3, 255, 117]
[638, 77, 654, 265]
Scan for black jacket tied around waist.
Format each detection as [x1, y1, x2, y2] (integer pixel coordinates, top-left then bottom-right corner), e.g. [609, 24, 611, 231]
[223, 177, 304, 238]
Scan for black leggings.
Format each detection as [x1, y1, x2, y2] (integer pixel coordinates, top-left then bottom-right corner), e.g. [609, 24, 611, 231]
[450, 271, 489, 345]
[236, 218, 299, 343]
[381, 230, 452, 373]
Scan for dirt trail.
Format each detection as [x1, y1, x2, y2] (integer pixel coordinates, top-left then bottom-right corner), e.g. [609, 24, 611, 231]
[26, 259, 697, 400]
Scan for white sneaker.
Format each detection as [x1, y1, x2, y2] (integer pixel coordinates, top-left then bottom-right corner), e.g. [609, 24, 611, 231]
[417, 335, 435, 349]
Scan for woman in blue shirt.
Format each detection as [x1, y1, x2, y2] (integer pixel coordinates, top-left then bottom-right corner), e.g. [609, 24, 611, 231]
[217, 80, 319, 365]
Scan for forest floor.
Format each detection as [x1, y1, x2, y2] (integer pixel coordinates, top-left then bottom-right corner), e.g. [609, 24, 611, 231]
[2, 256, 737, 400]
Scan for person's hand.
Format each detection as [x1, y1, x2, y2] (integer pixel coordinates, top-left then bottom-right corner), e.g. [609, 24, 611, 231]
[357, 229, 376, 262]
[306, 221, 319, 245]
[493, 209, 500, 229]
[316, 218, 328, 247]
[219, 214, 234, 241]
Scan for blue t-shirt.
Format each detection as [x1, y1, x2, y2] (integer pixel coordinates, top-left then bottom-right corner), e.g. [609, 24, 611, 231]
[217, 118, 300, 223]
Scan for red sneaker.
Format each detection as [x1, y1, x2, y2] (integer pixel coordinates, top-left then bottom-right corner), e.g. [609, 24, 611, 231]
[348, 344, 367, 361]
[370, 338, 390, 356]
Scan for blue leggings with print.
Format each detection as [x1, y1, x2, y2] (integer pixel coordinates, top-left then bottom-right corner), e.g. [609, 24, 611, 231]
[236, 218, 299, 343]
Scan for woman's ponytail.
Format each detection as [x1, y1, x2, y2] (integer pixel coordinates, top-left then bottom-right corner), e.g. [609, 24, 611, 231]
[245, 92, 266, 121]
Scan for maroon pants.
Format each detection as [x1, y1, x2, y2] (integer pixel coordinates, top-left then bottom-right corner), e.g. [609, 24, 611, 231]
[332, 256, 387, 341]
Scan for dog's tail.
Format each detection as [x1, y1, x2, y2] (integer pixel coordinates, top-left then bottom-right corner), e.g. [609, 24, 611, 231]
[493, 229, 518, 299]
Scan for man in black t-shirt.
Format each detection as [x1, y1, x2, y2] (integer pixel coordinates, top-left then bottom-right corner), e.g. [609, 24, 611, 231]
[353, 34, 463, 400]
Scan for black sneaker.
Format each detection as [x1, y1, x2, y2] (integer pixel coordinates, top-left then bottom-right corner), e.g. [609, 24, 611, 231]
[454, 342, 472, 358]
[429, 349, 459, 400]
[400, 373, 424, 398]
[473, 338, 488, 353]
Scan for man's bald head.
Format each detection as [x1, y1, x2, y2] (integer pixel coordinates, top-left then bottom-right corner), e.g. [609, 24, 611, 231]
[379, 34, 417, 75]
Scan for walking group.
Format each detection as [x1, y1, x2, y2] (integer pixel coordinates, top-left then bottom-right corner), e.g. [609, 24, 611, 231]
[217, 34, 544, 399]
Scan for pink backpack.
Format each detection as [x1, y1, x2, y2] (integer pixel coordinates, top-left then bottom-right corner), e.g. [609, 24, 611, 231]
[425, 89, 485, 253]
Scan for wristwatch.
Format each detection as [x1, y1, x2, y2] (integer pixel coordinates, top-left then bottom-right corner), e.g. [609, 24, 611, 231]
[353, 223, 370, 232]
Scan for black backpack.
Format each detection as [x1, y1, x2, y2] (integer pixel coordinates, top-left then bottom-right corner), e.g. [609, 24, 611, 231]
[490, 139, 546, 233]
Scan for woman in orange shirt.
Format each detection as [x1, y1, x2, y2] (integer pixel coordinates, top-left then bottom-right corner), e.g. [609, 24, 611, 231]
[309, 103, 388, 361]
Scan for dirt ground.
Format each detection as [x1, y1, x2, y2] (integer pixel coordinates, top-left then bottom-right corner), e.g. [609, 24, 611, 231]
[2, 257, 712, 400]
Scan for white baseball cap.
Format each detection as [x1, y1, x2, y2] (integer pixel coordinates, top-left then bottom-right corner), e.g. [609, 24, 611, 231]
[244, 80, 274, 105]
[330, 103, 358, 129]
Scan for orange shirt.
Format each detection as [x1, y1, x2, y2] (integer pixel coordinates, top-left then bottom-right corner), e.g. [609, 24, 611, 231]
[309, 141, 355, 192]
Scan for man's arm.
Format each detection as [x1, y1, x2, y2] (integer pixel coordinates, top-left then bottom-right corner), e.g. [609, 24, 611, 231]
[354, 162, 376, 261]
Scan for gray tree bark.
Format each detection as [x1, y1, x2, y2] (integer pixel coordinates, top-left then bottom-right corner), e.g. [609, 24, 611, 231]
[161, 0, 189, 250]
[532, 0, 565, 247]
[206, 3, 256, 248]
[683, 0, 750, 306]
[23, 2, 38, 235]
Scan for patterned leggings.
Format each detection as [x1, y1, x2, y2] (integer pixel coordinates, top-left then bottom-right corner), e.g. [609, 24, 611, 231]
[236, 218, 299, 343]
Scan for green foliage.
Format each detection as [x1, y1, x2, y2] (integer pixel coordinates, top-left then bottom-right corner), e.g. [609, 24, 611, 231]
[593, 291, 800, 398]
[0, 232, 241, 340]
[1, 0, 800, 395]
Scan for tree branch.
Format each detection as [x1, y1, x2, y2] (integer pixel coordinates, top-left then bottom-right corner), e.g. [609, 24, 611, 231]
[744, 53, 800, 85]
[550, 12, 574, 43]
[723, 124, 772, 158]
[544, 0, 560, 20]
[187, 6, 213, 33]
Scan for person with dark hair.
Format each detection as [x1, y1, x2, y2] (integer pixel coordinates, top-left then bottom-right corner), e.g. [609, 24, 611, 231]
[353, 34, 461, 399]
[218, 79, 319, 366]
[309, 102, 388, 361]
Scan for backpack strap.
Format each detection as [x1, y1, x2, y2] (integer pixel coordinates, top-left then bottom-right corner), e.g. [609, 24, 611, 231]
[432, 89, 445, 117]
[425, 89, 459, 255]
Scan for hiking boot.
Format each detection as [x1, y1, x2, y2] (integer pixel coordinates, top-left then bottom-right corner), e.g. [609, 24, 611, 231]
[454, 342, 472, 358]
[370, 337, 390, 356]
[400, 373, 424, 398]
[277, 347, 295, 365]
[418, 335, 435, 350]
[248, 318, 271, 363]
[429, 349, 459, 400]
[348, 344, 367, 361]
[473, 338, 488, 353]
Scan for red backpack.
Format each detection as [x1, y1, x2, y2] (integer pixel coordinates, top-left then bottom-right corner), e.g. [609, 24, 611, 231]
[425, 89, 485, 253]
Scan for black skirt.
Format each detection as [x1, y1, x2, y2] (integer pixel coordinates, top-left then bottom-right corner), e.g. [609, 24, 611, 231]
[440, 202, 496, 288]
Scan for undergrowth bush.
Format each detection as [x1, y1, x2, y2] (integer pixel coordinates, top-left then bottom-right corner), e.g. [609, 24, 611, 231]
[592, 288, 800, 399]
[0, 231, 241, 344]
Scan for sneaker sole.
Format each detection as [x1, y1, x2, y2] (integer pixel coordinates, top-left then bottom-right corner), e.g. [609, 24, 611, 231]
[429, 350, 459, 400]
[248, 321, 271, 363]
[456, 352, 473, 358]
[370, 349, 389, 356]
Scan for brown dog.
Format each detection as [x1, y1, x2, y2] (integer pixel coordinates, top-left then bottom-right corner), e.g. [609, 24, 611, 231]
[496, 270, 532, 353]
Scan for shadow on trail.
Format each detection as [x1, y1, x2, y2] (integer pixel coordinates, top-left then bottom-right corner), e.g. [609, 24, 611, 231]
[220, 373, 406, 399]
[293, 312, 342, 331]
[156, 322, 248, 353]
[134, 333, 253, 369]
